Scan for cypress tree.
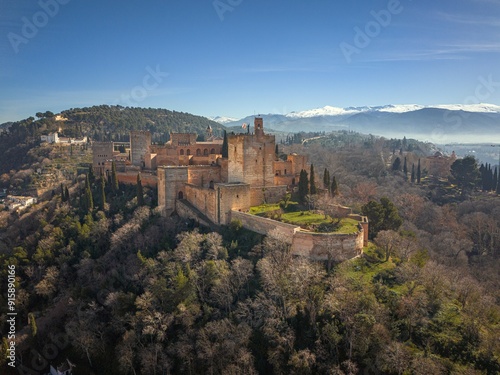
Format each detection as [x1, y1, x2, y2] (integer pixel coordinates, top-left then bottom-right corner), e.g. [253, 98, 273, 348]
[488, 164, 493, 191]
[331, 176, 339, 197]
[60, 183, 66, 202]
[403, 157, 408, 180]
[298, 169, 309, 204]
[221, 130, 228, 158]
[85, 174, 94, 212]
[497, 170, 500, 194]
[417, 159, 421, 183]
[323, 168, 330, 190]
[411, 163, 415, 183]
[64, 186, 70, 203]
[100, 177, 106, 210]
[309, 164, 317, 195]
[484, 164, 490, 191]
[493, 167, 498, 192]
[137, 173, 145, 206]
[275, 144, 279, 157]
[480, 164, 486, 190]
[111, 161, 119, 193]
[88, 166, 95, 184]
[392, 157, 401, 171]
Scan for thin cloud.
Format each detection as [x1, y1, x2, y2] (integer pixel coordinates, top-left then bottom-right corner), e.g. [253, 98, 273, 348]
[360, 41, 500, 62]
[237, 65, 337, 74]
[438, 12, 500, 27]
[363, 53, 470, 63]
[238, 66, 319, 73]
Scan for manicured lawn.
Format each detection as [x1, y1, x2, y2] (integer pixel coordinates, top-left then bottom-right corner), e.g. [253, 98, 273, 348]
[280, 211, 330, 225]
[249, 204, 280, 215]
[335, 218, 361, 234]
[248, 204, 361, 234]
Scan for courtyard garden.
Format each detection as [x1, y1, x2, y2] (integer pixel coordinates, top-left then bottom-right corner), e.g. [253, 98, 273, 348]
[249, 202, 360, 234]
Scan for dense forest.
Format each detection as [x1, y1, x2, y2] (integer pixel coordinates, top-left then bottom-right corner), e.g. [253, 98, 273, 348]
[60, 106, 225, 142]
[1, 110, 500, 375]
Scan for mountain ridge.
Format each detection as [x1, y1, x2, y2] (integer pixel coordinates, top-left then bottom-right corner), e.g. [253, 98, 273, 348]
[213, 103, 500, 143]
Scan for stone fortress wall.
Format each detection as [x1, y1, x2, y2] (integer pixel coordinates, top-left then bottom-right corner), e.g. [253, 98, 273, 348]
[230, 211, 364, 260]
[93, 116, 368, 262]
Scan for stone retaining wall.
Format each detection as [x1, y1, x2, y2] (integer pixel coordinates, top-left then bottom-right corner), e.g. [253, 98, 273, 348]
[230, 211, 364, 261]
[230, 211, 298, 242]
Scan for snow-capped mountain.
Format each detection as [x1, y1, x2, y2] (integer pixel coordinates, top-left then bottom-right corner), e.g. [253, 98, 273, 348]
[220, 103, 500, 143]
[209, 116, 239, 124]
[285, 103, 500, 118]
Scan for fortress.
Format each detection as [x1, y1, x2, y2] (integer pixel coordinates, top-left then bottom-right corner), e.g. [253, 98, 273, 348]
[157, 118, 306, 224]
[92, 118, 367, 260]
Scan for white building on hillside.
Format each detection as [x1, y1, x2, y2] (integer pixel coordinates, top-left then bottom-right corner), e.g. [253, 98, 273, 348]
[41, 132, 59, 144]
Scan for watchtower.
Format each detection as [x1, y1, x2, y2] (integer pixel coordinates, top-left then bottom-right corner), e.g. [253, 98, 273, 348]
[254, 117, 264, 139]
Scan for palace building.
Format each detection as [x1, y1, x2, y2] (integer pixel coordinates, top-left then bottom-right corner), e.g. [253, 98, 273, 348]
[157, 117, 305, 224]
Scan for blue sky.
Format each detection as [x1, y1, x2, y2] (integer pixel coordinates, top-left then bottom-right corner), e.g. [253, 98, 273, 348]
[1, 0, 499, 123]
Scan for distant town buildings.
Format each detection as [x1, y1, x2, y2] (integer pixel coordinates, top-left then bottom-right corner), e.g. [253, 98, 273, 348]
[5, 195, 37, 211]
[41, 132, 59, 144]
[40, 132, 87, 145]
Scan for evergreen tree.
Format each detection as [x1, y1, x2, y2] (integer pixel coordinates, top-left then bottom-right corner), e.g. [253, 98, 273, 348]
[417, 159, 421, 183]
[483, 164, 490, 191]
[392, 157, 401, 171]
[137, 173, 145, 206]
[309, 164, 317, 195]
[330, 176, 338, 197]
[100, 176, 106, 211]
[480, 164, 486, 190]
[275, 144, 279, 157]
[487, 164, 494, 191]
[403, 157, 408, 180]
[84, 174, 94, 212]
[64, 186, 70, 203]
[497, 170, 500, 194]
[323, 168, 330, 190]
[411, 163, 415, 183]
[60, 183, 66, 202]
[221, 130, 228, 158]
[88, 166, 95, 184]
[402, 136, 408, 150]
[111, 161, 119, 193]
[450, 155, 480, 197]
[493, 167, 498, 192]
[362, 197, 403, 239]
[298, 169, 309, 204]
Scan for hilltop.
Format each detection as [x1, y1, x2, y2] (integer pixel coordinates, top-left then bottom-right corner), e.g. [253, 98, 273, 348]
[0, 105, 225, 142]
[0, 106, 225, 175]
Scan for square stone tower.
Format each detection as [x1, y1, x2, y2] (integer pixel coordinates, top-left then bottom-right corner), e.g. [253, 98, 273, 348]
[130, 131, 152, 168]
[227, 117, 275, 187]
[92, 142, 114, 175]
